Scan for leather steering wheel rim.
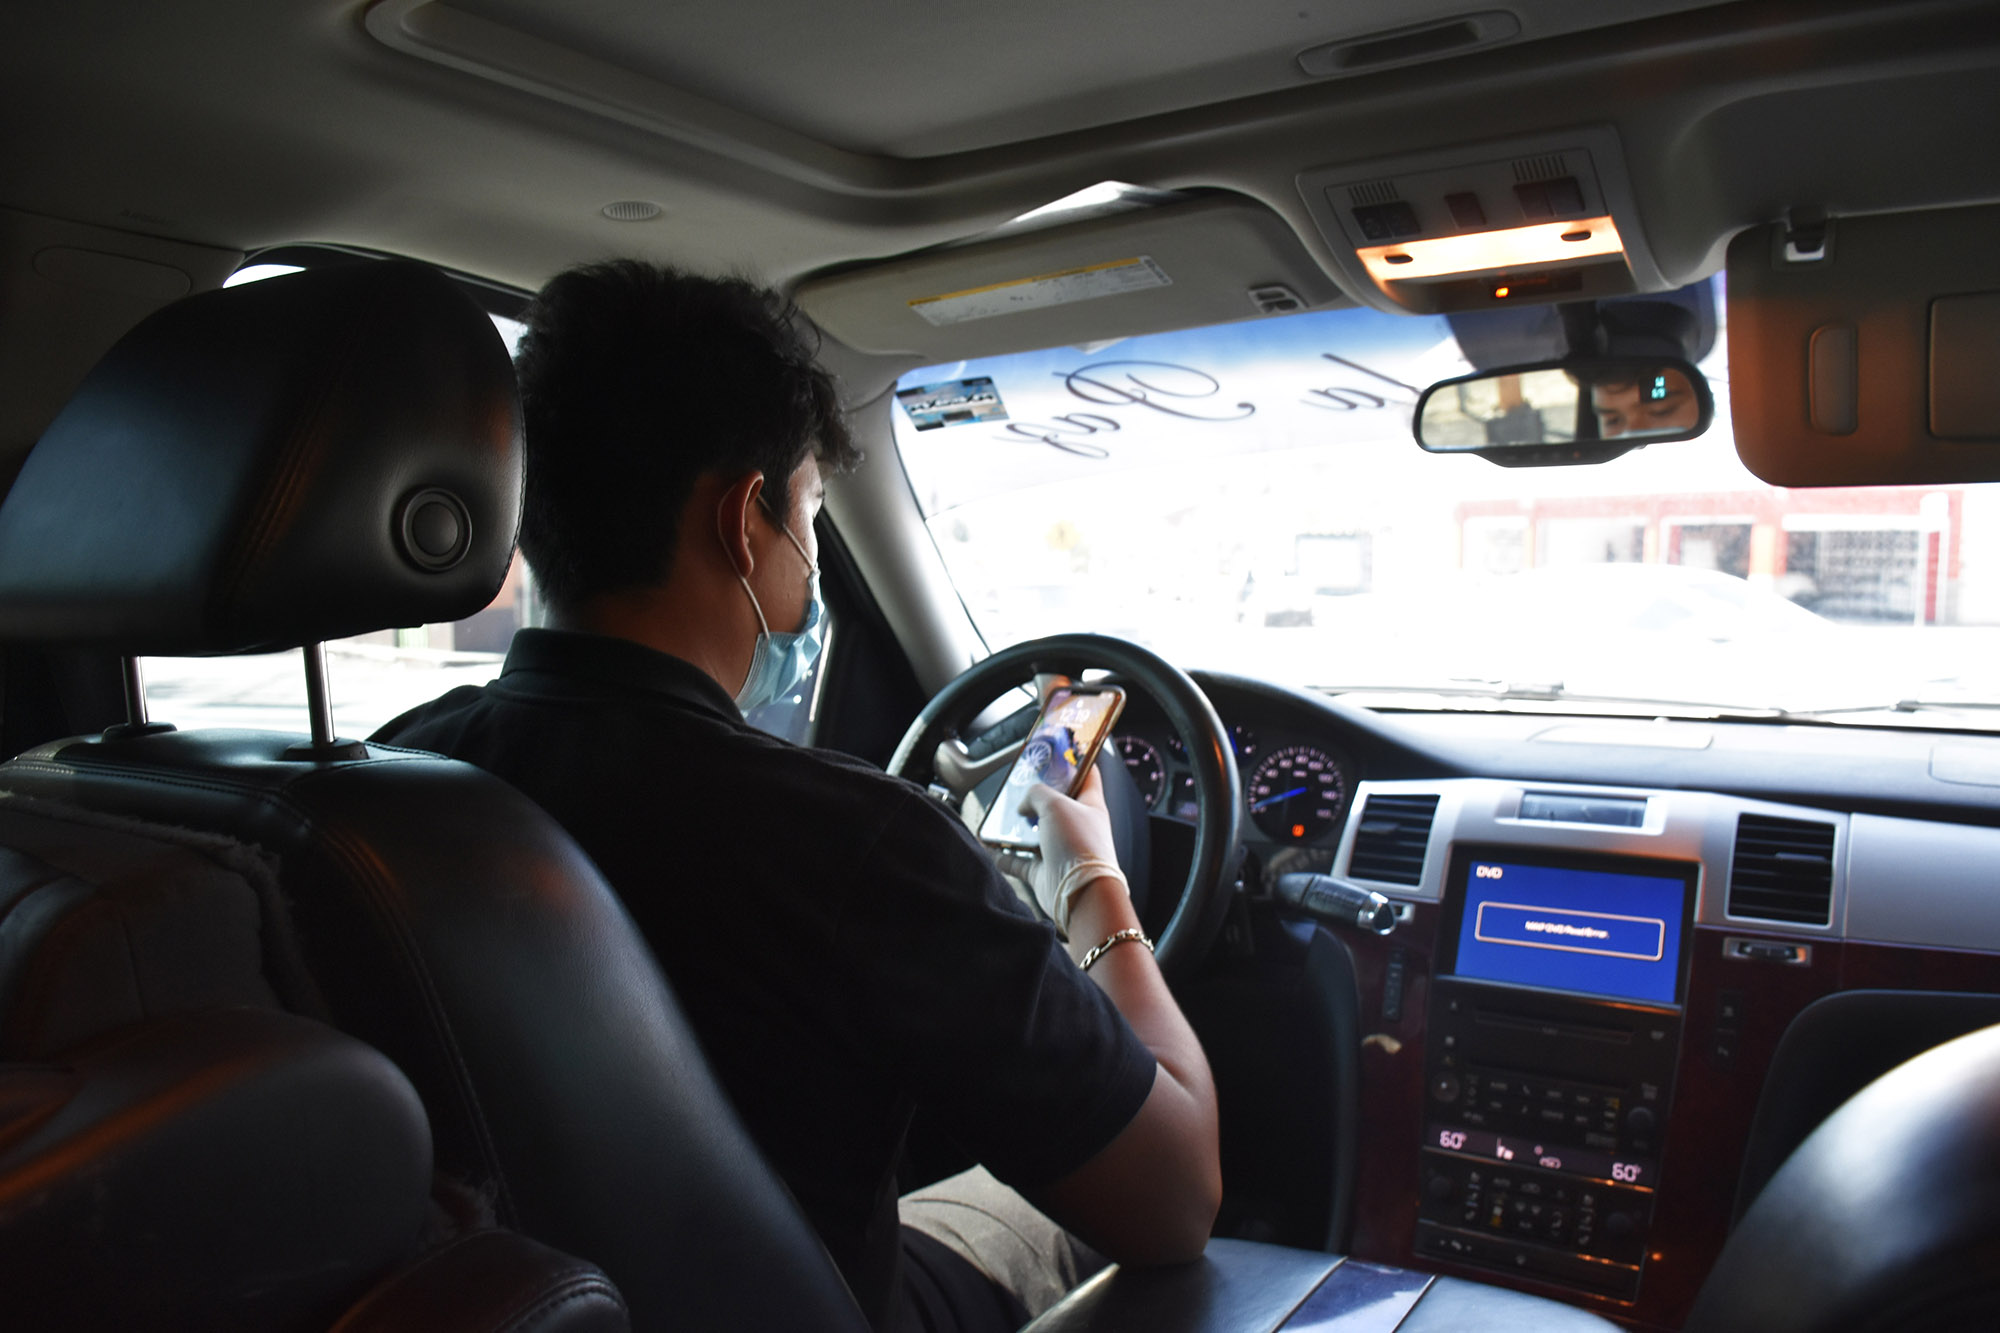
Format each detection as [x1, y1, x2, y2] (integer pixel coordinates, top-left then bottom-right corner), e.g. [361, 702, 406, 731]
[888, 633, 1242, 978]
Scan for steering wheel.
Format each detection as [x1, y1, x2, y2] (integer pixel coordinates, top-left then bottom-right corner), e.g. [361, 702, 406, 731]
[888, 633, 1242, 978]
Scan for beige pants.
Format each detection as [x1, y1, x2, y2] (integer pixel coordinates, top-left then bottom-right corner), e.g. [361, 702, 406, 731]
[899, 1166, 1109, 1321]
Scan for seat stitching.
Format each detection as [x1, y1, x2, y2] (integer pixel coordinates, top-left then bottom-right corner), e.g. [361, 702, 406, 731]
[492, 1275, 627, 1333]
[305, 811, 518, 1223]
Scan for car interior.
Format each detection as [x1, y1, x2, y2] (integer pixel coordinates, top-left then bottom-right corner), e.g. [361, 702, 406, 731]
[5, 1, 2000, 1330]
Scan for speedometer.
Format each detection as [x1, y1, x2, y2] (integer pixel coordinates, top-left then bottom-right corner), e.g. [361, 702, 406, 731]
[1246, 746, 1348, 843]
[1114, 735, 1166, 807]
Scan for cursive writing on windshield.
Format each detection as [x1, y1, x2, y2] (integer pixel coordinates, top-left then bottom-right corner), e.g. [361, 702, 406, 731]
[1301, 353, 1421, 412]
[997, 360, 1252, 455]
[1058, 361, 1255, 422]
[997, 353, 1415, 456]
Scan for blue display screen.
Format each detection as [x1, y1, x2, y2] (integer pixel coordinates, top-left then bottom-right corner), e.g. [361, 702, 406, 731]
[1452, 857, 1689, 1005]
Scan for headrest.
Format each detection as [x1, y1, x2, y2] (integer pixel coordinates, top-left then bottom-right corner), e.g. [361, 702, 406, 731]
[0, 261, 522, 655]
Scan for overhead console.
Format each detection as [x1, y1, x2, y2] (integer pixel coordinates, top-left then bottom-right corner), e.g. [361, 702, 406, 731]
[1295, 127, 1668, 315]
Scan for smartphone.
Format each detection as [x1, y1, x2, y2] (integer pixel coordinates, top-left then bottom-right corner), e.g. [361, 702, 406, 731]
[978, 684, 1127, 850]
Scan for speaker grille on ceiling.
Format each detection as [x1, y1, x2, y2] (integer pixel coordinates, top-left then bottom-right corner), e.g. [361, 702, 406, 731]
[1512, 155, 1570, 183]
[1347, 179, 1401, 206]
[1298, 12, 1521, 79]
[601, 200, 664, 222]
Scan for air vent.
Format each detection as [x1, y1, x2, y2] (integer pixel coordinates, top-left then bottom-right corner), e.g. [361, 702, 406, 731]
[1512, 155, 1570, 184]
[1728, 814, 1836, 925]
[1348, 179, 1400, 207]
[1348, 793, 1440, 886]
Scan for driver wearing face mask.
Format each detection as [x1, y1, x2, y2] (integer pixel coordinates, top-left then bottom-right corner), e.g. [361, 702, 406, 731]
[374, 261, 1221, 1333]
[730, 495, 825, 713]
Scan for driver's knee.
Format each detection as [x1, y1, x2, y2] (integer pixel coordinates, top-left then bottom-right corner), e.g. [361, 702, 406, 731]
[900, 1166, 1109, 1319]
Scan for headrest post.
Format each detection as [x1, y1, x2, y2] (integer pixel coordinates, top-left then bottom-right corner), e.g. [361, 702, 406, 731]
[279, 645, 366, 762]
[302, 643, 335, 750]
[120, 657, 149, 727]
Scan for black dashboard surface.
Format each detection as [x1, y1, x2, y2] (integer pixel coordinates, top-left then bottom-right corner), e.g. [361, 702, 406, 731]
[1117, 671, 2000, 836]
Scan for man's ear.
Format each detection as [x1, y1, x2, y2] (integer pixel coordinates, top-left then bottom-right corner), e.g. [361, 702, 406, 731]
[713, 471, 766, 579]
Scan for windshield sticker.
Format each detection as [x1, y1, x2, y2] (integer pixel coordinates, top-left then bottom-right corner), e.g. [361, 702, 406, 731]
[908, 256, 1171, 327]
[896, 376, 1009, 431]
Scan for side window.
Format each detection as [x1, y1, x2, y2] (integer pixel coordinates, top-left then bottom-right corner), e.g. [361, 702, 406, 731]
[143, 550, 541, 737]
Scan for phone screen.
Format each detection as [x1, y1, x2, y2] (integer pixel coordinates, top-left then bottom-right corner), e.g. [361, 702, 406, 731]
[978, 685, 1126, 849]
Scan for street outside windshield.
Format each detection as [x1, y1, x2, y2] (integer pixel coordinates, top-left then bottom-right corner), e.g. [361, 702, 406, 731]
[892, 278, 2000, 726]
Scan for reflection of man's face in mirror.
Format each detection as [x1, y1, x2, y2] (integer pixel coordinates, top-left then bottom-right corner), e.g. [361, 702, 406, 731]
[1590, 367, 1700, 438]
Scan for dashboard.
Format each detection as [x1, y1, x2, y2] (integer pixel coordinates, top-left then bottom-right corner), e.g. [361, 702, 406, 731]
[1134, 670, 2000, 1330]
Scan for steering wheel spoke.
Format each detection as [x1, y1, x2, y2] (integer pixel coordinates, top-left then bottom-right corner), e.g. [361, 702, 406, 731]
[932, 735, 1025, 802]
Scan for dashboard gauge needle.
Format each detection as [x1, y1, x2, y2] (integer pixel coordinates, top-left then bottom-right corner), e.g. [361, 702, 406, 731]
[1250, 786, 1308, 811]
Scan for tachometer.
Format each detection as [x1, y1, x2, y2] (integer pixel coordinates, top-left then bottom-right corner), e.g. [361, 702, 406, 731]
[1246, 746, 1348, 843]
[1114, 735, 1166, 807]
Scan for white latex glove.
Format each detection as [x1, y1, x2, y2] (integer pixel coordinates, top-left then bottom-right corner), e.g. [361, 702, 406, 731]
[1020, 763, 1129, 936]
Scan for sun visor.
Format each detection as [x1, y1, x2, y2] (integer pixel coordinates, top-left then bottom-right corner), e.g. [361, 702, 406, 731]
[795, 194, 1344, 362]
[1729, 203, 2000, 487]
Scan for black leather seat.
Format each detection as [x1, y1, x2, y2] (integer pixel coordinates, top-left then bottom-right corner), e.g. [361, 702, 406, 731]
[0, 261, 869, 1332]
[0, 788, 629, 1332]
[1686, 1020, 2000, 1333]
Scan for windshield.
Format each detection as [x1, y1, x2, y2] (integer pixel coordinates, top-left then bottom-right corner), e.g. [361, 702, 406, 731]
[892, 278, 2000, 727]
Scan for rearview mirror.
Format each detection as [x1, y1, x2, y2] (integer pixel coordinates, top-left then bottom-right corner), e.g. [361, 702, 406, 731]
[1414, 357, 1714, 466]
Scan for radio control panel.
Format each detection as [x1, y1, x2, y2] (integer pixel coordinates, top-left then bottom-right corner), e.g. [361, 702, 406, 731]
[1417, 977, 1681, 1303]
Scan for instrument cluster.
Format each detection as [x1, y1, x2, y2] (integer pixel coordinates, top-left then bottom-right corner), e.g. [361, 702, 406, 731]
[1113, 712, 1355, 847]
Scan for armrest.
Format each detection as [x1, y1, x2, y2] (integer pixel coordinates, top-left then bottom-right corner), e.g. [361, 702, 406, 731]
[1023, 1239, 1619, 1333]
[331, 1230, 627, 1333]
[1024, 1239, 1335, 1333]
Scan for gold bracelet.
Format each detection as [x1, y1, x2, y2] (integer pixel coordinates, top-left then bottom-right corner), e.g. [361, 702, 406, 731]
[1079, 926, 1154, 972]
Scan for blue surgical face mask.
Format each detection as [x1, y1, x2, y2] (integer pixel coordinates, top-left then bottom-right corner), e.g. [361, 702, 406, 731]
[733, 503, 825, 716]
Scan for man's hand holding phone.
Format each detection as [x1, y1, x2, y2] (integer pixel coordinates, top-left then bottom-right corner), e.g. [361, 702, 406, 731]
[1021, 765, 1129, 936]
[977, 682, 1125, 850]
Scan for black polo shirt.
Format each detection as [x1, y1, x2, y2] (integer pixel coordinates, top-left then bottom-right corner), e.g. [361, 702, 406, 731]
[373, 629, 1157, 1329]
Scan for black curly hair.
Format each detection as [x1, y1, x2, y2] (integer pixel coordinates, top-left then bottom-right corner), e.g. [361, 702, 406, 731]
[512, 260, 858, 611]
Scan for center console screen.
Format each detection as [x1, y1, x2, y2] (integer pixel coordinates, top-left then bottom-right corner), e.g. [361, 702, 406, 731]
[1442, 848, 1696, 1006]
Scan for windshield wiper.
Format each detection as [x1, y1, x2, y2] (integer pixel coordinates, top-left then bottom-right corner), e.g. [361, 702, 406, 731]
[1321, 685, 2000, 731]
[1317, 680, 1790, 719]
[1777, 698, 2000, 720]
